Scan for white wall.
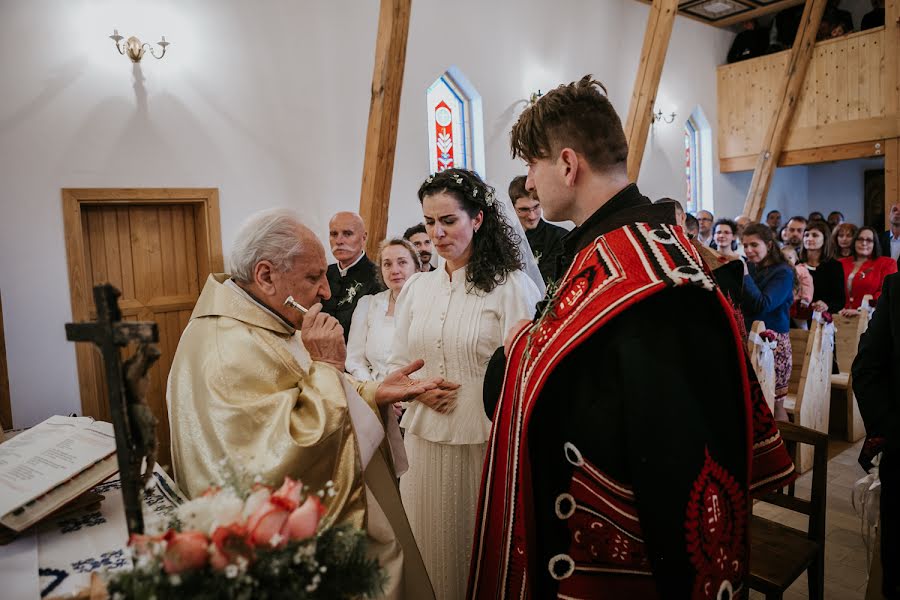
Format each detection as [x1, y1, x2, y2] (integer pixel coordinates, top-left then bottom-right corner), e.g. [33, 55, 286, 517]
[1, 0, 755, 427]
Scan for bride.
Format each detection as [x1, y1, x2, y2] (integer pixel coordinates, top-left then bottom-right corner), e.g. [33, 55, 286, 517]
[390, 168, 542, 599]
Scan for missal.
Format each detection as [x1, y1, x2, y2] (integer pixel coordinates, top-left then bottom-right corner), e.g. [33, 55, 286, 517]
[0, 416, 118, 532]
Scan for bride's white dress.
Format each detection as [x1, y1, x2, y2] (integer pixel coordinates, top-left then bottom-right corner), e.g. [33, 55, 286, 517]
[390, 265, 541, 600]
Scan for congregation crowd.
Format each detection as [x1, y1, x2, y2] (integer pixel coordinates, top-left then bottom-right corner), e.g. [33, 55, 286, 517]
[167, 75, 899, 598]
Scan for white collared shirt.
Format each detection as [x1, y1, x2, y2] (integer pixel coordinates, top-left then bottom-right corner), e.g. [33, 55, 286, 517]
[890, 231, 900, 261]
[337, 251, 366, 277]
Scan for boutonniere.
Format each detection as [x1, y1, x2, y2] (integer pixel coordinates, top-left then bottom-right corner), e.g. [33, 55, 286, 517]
[533, 250, 543, 265]
[337, 281, 363, 307]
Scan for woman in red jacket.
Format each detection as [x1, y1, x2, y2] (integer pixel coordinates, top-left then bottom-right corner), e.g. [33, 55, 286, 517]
[839, 226, 898, 315]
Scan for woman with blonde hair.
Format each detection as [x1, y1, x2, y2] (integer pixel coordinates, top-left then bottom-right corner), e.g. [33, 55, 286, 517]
[346, 238, 421, 381]
[832, 222, 858, 259]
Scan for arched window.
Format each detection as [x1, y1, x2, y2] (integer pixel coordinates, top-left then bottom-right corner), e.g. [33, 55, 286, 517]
[426, 67, 485, 176]
[684, 106, 713, 213]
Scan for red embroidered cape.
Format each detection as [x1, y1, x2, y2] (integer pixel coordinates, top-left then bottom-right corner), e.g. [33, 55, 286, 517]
[468, 223, 795, 600]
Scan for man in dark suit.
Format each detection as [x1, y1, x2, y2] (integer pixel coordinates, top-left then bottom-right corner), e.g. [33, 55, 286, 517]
[879, 203, 900, 267]
[853, 273, 900, 599]
[321, 211, 381, 341]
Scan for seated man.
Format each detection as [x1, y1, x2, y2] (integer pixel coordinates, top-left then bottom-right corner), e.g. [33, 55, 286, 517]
[168, 208, 438, 599]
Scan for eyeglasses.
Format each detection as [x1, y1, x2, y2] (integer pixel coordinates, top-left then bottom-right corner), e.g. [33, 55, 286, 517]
[516, 206, 541, 215]
[857, 238, 875, 244]
[697, 217, 713, 222]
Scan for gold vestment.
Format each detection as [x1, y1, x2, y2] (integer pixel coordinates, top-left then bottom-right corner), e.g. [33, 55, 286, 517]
[167, 274, 434, 599]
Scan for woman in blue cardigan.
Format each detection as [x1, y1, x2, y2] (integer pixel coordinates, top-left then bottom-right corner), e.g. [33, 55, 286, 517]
[741, 223, 795, 421]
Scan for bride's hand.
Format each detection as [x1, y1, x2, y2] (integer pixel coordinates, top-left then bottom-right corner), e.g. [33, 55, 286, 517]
[415, 381, 461, 414]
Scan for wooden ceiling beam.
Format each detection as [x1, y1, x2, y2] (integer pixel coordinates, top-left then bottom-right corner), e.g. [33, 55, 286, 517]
[624, 0, 678, 183]
[359, 0, 411, 257]
[712, 0, 805, 28]
[742, 0, 828, 221]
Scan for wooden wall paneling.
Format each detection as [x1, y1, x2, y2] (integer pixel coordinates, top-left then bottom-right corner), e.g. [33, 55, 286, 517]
[62, 188, 222, 471]
[359, 0, 411, 257]
[624, 0, 678, 182]
[0, 291, 11, 431]
[743, 0, 829, 221]
[846, 35, 860, 121]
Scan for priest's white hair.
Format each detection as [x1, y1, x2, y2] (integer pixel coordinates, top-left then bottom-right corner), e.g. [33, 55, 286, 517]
[230, 208, 308, 283]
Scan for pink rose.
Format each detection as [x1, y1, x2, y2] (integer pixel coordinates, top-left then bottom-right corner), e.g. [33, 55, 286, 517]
[281, 495, 326, 541]
[246, 496, 293, 547]
[272, 477, 303, 511]
[162, 530, 209, 574]
[209, 523, 254, 570]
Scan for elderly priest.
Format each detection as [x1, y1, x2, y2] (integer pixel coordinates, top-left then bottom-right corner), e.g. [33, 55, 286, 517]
[167, 209, 437, 599]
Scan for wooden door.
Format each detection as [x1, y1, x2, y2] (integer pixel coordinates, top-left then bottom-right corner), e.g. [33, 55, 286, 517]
[63, 189, 223, 471]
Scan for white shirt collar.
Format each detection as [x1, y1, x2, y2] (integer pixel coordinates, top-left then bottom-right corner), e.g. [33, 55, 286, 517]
[224, 279, 295, 331]
[337, 251, 366, 277]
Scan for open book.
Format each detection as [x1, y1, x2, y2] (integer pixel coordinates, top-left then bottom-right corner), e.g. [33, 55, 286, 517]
[0, 416, 119, 532]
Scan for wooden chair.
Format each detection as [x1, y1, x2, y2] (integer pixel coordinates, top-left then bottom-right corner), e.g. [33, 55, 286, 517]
[747, 321, 776, 414]
[749, 421, 828, 600]
[784, 316, 833, 472]
[830, 295, 872, 442]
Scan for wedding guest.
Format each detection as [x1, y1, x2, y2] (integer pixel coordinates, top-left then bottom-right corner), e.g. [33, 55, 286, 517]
[696, 210, 715, 247]
[808, 211, 825, 223]
[852, 273, 899, 599]
[779, 224, 791, 247]
[685, 213, 700, 238]
[840, 226, 898, 314]
[861, 0, 885, 30]
[784, 216, 807, 249]
[742, 223, 794, 421]
[322, 211, 382, 340]
[713, 218, 741, 258]
[827, 210, 845, 231]
[346, 238, 421, 382]
[510, 175, 566, 284]
[880, 203, 900, 264]
[799, 220, 846, 314]
[767, 209, 783, 234]
[390, 168, 541, 599]
[833, 222, 858, 258]
[403, 223, 436, 272]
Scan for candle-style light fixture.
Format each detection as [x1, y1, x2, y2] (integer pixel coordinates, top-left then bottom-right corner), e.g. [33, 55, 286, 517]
[529, 90, 543, 105]
[109, 29, 170, 63]
[652, 108, 677, 124]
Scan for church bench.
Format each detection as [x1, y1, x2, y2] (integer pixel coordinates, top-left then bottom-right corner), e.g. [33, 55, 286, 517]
[783, 315, 834, 473]
[830, 295, 872, 442]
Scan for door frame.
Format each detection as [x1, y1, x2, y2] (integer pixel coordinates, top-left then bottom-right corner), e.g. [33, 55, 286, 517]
[61, 188, 224, 419]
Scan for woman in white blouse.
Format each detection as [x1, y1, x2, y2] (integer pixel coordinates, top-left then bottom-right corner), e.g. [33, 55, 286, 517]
[346, 238, 421, 381]
[390, 168, 542, 599]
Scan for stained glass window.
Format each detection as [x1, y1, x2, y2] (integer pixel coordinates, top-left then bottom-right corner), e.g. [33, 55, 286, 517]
[684, 107, 712, 213]
[426, 68, 485, 176]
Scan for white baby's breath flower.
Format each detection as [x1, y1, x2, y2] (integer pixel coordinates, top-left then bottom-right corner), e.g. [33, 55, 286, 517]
[225, 564, 239, 579]
[169, 574, 182, 586]
[176, 496, 215, 534]
[208, 489, 244, 533]
[269, 532, 284, 547]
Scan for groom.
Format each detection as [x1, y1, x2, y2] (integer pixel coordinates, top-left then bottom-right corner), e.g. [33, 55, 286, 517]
[470, 76, 793, 599]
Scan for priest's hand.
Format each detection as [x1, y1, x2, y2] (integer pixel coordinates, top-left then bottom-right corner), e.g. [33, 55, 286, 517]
[302, 303, 347, 372]
[375, 359, 444, 406]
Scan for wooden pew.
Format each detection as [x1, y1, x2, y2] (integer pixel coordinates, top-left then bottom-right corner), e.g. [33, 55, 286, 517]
[784, 315, 834, 473]
[747, 321, 776, 414]
[830, 295, 872, 442]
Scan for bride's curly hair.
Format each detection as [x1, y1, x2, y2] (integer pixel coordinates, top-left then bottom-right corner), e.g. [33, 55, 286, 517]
[417, 168, 523, 294]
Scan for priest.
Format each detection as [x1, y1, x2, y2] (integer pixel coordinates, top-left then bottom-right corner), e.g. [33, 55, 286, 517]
[168, 208, 436, 599]
[470, 76, 794, 599]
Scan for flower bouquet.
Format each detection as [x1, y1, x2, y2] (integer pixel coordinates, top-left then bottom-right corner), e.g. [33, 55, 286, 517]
[106, 477, 385, 599]
[759, 329, 779, 350]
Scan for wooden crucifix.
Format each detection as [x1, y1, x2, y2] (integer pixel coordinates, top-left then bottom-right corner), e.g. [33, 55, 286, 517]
[66, 284, 160, 536]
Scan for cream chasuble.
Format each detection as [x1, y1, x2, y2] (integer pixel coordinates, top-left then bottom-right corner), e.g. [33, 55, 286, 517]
[167, 274, 434, 599]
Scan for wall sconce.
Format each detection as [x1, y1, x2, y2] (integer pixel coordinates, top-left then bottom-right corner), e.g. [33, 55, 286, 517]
[652, 109, 677, 124]
[529, 90, 543, 105]
[109, 29, 170, 63]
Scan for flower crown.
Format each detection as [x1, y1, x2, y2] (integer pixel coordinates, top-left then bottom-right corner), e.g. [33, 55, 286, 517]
[425, 172, 496, 207]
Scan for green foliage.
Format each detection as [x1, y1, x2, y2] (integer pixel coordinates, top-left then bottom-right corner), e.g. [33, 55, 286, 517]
[106, 525, 386, 600]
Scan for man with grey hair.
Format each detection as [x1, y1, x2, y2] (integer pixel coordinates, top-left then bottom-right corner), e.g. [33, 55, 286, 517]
[696, 209, 715, 247]
[167, 208, 441, 599]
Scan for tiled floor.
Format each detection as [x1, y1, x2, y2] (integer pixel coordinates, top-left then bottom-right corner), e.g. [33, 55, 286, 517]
[749, 438, 875, 599]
